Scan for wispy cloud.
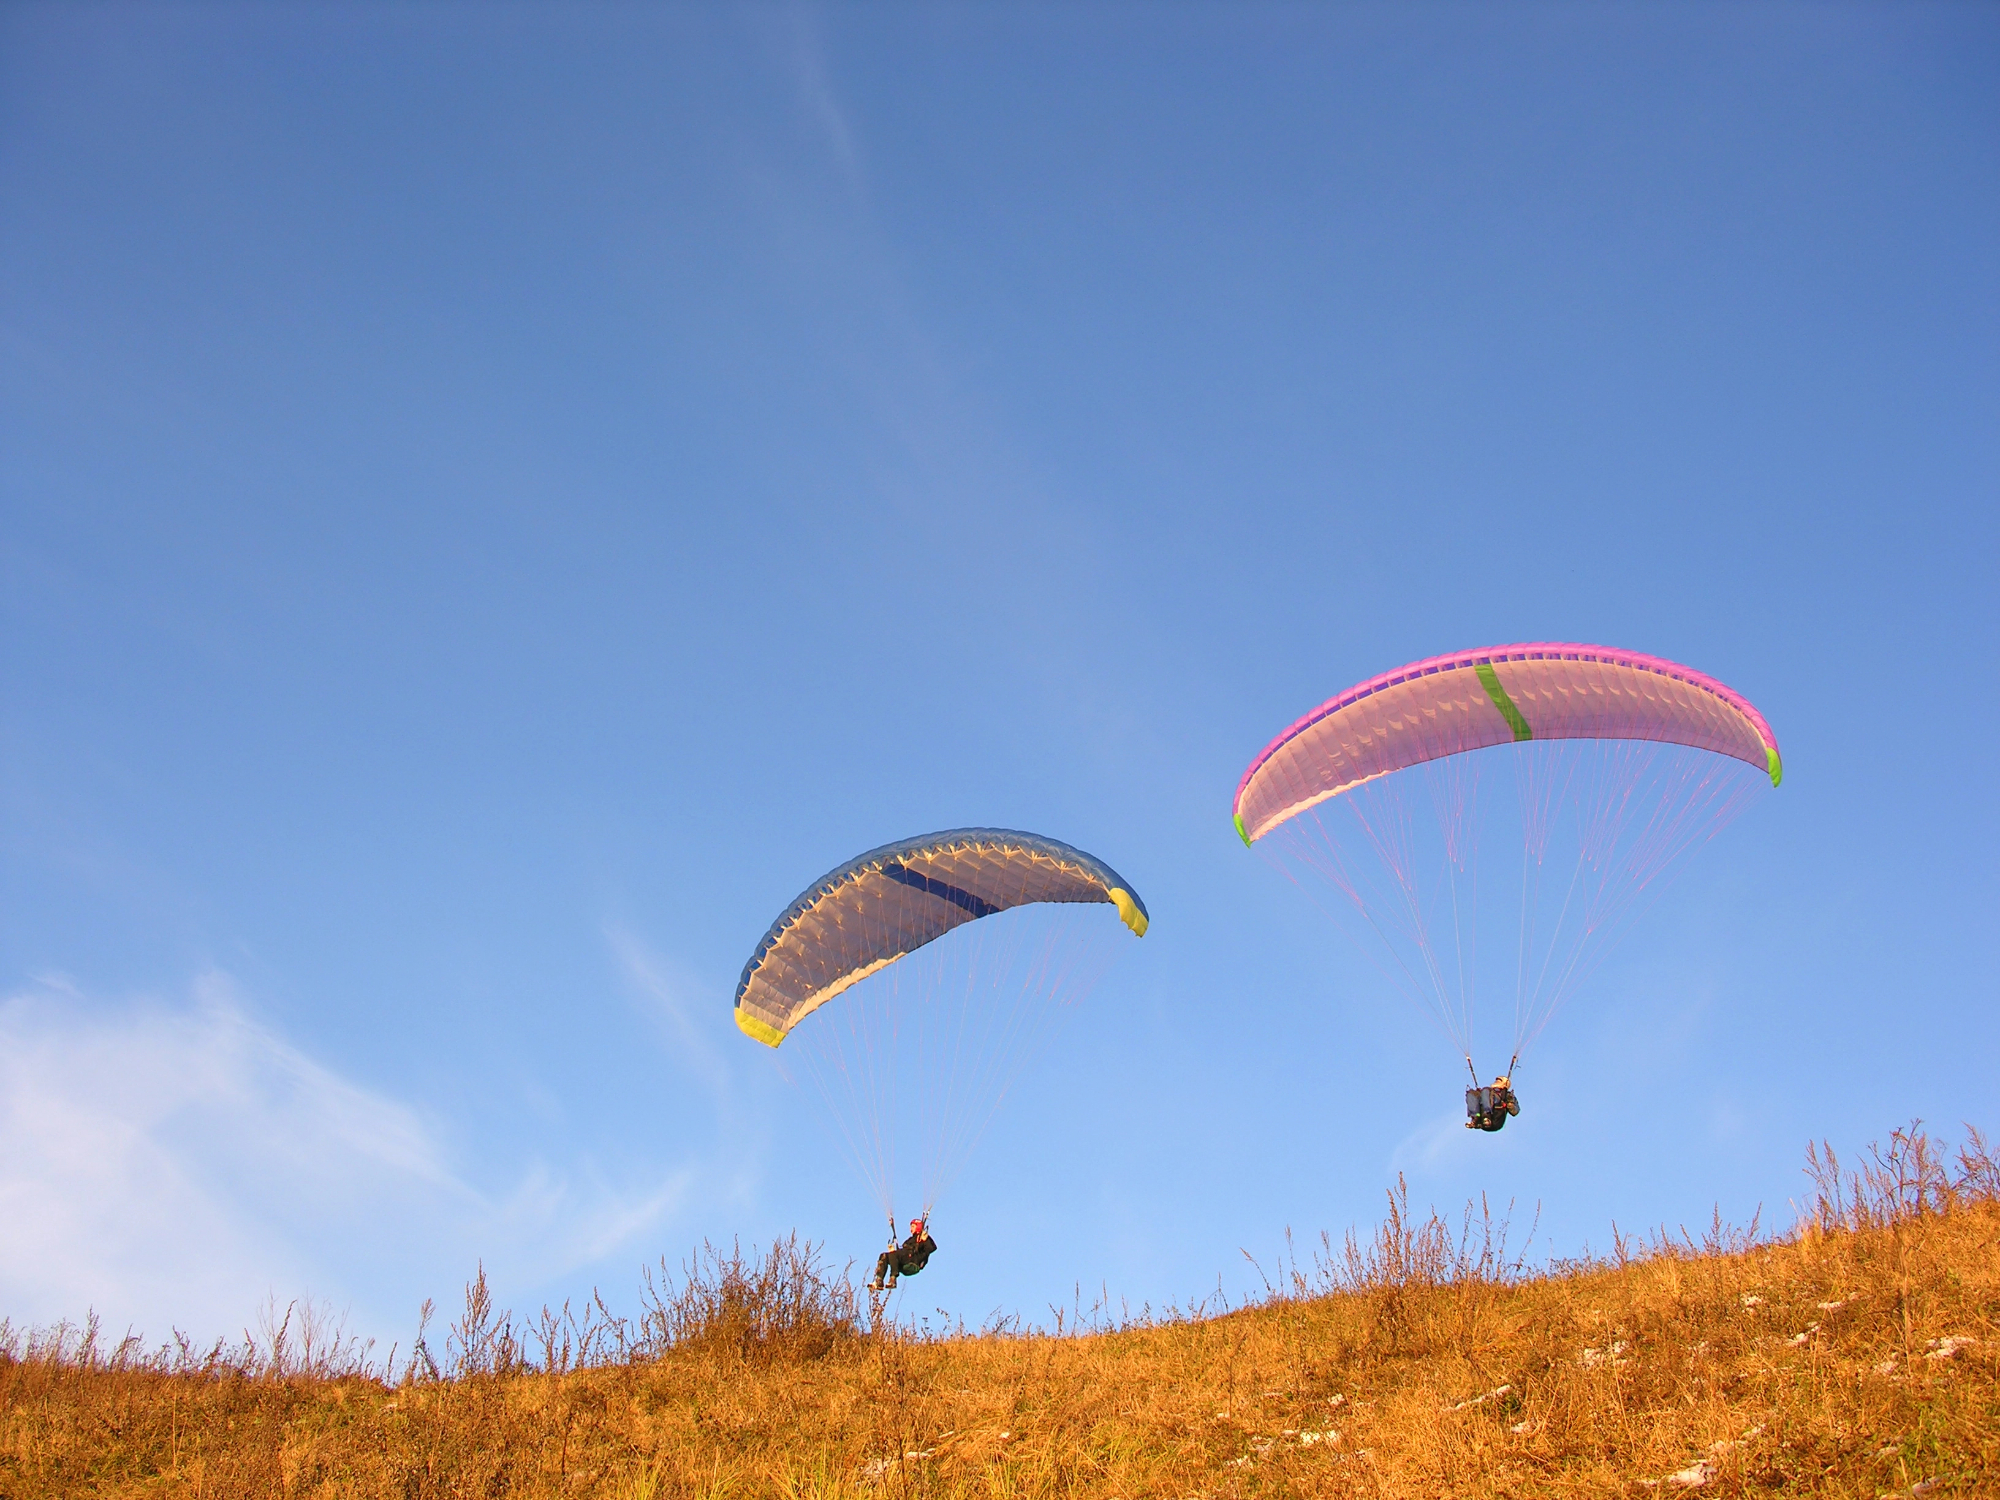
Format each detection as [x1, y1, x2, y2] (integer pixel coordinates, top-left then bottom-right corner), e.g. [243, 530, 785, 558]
[606, 924, 733, 1104]
[0, 971, 690, 1347]
[604, 924, 771, 1216]
[1388, 1105, 1498, 1174]
[775, 4, 864, 190]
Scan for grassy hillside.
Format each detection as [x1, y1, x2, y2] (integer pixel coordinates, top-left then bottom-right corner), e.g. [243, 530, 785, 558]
[1, 1125, 1993, 1498]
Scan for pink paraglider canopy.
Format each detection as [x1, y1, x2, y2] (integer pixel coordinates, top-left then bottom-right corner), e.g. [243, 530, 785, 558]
[1234, 643, 1781, 845]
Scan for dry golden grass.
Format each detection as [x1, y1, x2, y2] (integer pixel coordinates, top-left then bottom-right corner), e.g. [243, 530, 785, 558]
[1, 1125, 1994, 1498]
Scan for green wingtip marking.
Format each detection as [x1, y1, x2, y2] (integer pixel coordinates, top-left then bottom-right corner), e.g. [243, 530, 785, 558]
[1767, 747, 1783, 787]
[1474, 662, 1533, 742]
[1235, 812, 1251, 847]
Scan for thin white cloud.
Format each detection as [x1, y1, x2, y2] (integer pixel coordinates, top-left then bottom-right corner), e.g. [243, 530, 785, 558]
[606, 924, 733, 1104]
[1388, 1104, 1498, 1174]
[605, 923, 777, 1214]
[776, 4, 864, 189]
[0, 972, 690, 1349]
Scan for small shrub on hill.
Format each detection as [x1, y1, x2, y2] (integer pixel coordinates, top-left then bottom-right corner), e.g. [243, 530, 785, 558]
[637, 1233, 861, 1365]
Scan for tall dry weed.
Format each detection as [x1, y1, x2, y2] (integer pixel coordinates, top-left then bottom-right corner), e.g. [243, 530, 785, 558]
[636, 1233, 860, 1364]
[1803, 1119, 1998, 1232]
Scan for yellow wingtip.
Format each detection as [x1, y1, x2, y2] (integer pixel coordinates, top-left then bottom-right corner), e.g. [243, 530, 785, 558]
[1108, 887, 1148, 937]
[734, 1007, 786, 1048]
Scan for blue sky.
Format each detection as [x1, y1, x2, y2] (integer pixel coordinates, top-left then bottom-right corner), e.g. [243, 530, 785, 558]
[3, 2, 1995, 1350]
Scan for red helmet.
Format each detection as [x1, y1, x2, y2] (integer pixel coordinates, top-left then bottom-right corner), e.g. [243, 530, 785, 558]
[909, 1217, 925, 1233]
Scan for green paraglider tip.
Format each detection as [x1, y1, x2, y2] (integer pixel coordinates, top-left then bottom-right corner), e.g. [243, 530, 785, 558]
[1235, 812, 1252, 847]
[1767, 746, 1783, 788]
